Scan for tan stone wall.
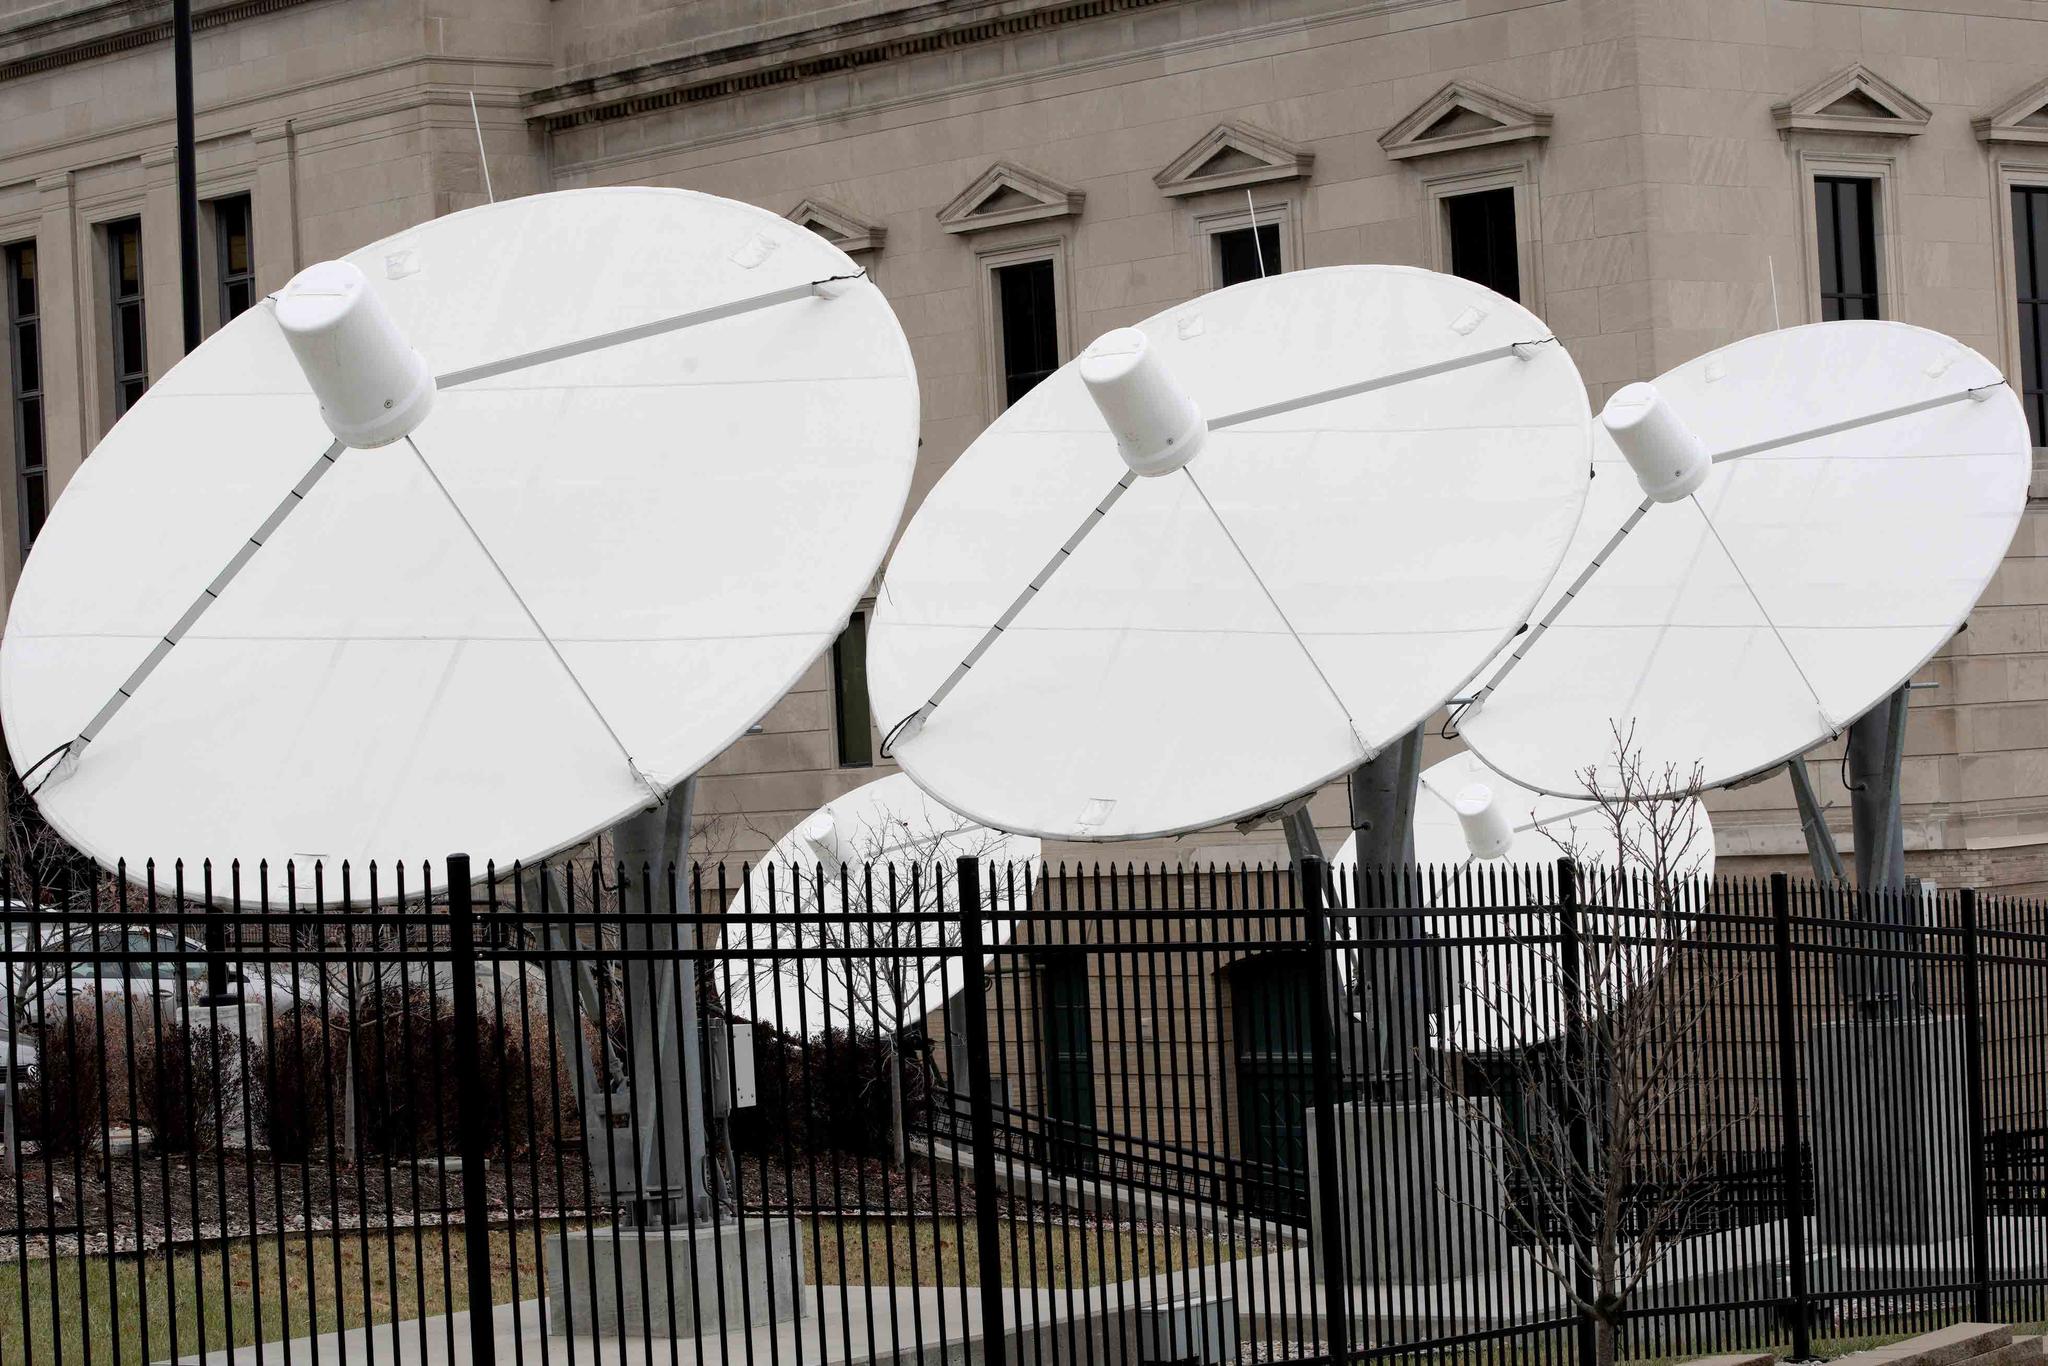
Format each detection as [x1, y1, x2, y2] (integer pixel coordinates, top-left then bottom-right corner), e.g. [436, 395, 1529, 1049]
[5, 0, 2048, 893]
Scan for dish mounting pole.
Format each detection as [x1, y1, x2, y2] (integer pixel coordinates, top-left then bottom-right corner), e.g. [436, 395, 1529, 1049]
[1841, 683, 1924, 1015]
[1348, 728, 1429, 1099]
[1785, 754, 1846, 886]
[606, 778, 713, 1225]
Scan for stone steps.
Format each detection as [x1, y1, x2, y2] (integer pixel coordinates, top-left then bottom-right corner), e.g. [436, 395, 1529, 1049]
[1680, 1323, 2043, 1366]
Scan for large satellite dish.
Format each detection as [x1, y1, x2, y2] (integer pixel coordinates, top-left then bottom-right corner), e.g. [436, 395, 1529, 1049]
[1460, 321, 2029, 798]
[1, 189, 919, 885]
[720, 772, 1038, 1038]
[870, 265, 1591, 841]
[1337, 754, 1713, 1051]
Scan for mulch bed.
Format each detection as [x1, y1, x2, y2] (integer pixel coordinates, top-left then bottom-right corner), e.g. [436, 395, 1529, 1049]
[0, 1147, 1007, 1262]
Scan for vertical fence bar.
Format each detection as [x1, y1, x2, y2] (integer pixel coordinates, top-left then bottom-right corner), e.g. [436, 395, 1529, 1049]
[1960, 886, 1992, 1321]
[1770, 872, 1813, 1360]
[1558, 860, 1597, 1366]
[956, 856, 1007, 1366]
[1304, 857, 1353, 1366]
[447, 853, 499, 1366]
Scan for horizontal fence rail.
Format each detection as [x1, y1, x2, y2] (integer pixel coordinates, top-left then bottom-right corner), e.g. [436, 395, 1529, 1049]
[0, 856, 2044, 1365]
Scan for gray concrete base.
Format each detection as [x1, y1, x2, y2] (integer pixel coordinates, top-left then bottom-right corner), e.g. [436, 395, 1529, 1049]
[545, 1218, 805, 1338]
[1808, 1013, 1969, 1246]
[1305, 1097, 1506, 1284]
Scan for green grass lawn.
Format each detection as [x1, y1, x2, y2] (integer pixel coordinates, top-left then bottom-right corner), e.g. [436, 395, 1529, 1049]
[0, 1216, 1235, 1363]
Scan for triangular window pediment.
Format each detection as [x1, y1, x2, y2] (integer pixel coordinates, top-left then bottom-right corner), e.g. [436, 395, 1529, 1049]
[938, 162, 1084, 234]
[785, 197, 885, 255]
[1976, 77, 2048, 147]
[1154, 121, 1314, 197]
[1774, 64, 1930, 137]
[1380, 81, 1550, 161]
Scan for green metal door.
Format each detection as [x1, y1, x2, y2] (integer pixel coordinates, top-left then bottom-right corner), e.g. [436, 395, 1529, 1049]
[1037, 951, 1096, 1174]
[1232, 951, 1320, 1218]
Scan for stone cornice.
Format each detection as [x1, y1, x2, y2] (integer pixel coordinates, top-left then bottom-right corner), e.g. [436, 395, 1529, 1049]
[525, 0, 1180, 132]
[0, 0, 319, 84]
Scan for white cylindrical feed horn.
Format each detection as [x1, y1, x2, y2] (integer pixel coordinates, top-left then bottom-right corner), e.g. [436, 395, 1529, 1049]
[799, 808, 855, 868]
[276, 260, 435, 448]
[1079, 327, 1206, 477]
[1601, 381, 1708, 503]
[1452, 783, 1514, 861]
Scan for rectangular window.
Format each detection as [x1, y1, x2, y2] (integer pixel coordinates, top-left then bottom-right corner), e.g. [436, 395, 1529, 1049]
[832, 610, 872, 768]
[1214, 222, 1282, 288]
[1445, 187, 1521, 302]
[2014, 187, 2048, 445]
[6, 242, 47, 555]
[994, 259, 1058, 408]
[106, 218, 147, 414]
[213, 195, 255, 325]
[1816, 177, 1880, 321]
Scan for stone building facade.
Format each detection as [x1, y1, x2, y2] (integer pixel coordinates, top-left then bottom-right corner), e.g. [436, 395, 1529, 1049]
[6, 0, 2048, 890]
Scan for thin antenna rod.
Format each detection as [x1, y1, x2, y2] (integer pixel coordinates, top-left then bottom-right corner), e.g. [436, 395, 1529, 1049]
[1767, 255, 1781, 331]
[1246, 190, 1267, 279]
[469, 92, 494, 205]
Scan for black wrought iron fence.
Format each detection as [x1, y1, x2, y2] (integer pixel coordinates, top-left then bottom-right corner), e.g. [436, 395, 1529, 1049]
[1, 856, 2047, 1366]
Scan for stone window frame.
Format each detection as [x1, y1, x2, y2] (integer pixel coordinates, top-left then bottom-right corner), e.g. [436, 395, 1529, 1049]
[975, 234, 1073, 423]
[1989, 153, 2048, 447]
[1188, 190, 1302, 292]
[0, 223, 41, 569]
[198, 177, 259, 338]
[1420, 158, 1544, 315]
[1792, 148, 1904, 325]
[87, 202, 148, 435]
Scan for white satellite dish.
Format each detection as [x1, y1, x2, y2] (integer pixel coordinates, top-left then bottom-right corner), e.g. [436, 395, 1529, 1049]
[720, 772, 1038, 1038]
[1460, 321, 2029, 798]
[1, 188, 919, 887]
[870, 265, 1591, 841]
[1336, 752, 1713, 1051]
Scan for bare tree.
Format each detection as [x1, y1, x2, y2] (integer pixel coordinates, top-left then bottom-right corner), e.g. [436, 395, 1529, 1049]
[1426, 725, 1752, 1366]
[724, 798, 1015, 1165]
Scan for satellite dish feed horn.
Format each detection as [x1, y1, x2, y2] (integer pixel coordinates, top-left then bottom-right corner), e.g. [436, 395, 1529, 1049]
[276, 260, 435, 449]
[1602, 382, 1708, 503]
[1080, 328, 1207, 477]
[1452, 783, 1514, 860]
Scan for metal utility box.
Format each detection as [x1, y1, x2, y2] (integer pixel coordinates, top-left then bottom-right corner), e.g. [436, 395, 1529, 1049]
[1136, 1294, 1236, 1366]
[706, 1019, 757, 1117]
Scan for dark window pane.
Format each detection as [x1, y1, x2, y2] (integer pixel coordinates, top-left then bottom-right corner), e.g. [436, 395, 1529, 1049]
[1445, 187, 1521, 301]
[2016, 187, 2048, 446]
[120, 303, 143, 371]
[16, 321, 38, 395]
[1215, 222, 1282, 288]
[995, 259, 1059, 408]
[19, 398, 40, 468]
[22, 471, 44, 543]
[7, 241, 48, 554]
[107, 220, 147, 414]
[833, 611, 872, 768]
[12, 243, 35, 318]
[1816, 178, 1880, 323]
[214, 196, 255, 325]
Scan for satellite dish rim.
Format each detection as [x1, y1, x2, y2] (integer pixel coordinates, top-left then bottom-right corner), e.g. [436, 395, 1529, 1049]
[3, 186, 920, 894]
[874, 262, 1593, 843]
[1461, 317, 2028, 802]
